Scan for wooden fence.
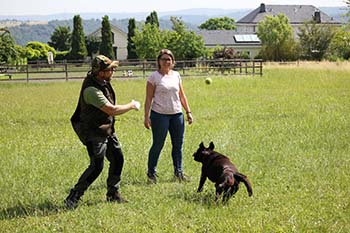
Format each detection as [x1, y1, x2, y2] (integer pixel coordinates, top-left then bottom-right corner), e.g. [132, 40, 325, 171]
[0, 59, 263, 82]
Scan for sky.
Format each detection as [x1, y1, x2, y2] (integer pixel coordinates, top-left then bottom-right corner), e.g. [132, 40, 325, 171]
[0, 0, 347, 15]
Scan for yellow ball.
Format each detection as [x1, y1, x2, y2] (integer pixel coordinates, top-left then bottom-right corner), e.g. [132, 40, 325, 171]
[205, 78, 212, 84]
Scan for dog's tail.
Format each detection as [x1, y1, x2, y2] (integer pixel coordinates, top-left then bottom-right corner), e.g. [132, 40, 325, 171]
[234, 173, 253, 196]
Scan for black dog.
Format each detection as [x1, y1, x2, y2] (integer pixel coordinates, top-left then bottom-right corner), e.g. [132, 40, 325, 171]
[193, 142, 253, 202]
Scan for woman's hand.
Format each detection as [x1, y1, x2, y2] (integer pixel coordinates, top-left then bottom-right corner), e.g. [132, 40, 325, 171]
[186, 112, 193, 125]
[144, 117, 151, 129]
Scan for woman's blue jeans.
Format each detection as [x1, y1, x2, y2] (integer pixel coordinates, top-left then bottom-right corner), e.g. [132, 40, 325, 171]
[148, 110, 184, 176]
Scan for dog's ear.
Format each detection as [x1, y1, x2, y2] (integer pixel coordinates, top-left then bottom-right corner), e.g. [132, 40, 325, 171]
[199, 142, 205, 149]
[209, 141, 215, 150]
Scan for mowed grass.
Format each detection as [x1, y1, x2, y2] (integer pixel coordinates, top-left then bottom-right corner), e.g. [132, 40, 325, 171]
[0, 66, 349, 232]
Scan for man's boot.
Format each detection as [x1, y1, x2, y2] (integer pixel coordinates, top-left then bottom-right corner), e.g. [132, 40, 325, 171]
[64, 189, 83, 209]
[106, 190, 128, 203]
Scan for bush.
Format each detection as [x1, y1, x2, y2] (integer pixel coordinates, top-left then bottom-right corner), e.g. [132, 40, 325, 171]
[55, 51, 69, 60]
[25, 41, 56, 61]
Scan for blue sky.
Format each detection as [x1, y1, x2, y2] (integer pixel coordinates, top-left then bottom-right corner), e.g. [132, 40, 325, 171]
[0, 0, 347, 15]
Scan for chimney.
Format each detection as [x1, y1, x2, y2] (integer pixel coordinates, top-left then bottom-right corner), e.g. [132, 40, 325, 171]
[259, 3, 266, 13]
[314, 11, 321, 23]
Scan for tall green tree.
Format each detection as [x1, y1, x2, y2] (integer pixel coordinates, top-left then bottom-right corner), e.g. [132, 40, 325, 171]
[146, 11, 160, 28]
[48, 26, 71, 51]
[257, 14, 295, 61]
[167, 17, 207, 60]
[298, 21, 334, 60]
[127, 18, 138, 60]
[70, 15, 87, 60]
[328, 27, 350, 60]
[198, 17, 236, 30]
[132, 23, 165, 59]
[346, 0, 350, 23]
[99, 15, 114, 59]
[0, 29, 18, 63]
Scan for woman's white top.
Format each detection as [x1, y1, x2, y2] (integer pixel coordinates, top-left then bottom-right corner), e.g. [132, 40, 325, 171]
[147, 70, 182, 115]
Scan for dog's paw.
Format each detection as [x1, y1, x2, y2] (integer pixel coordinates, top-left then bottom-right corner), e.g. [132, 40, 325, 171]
[197, 188, 203, 193]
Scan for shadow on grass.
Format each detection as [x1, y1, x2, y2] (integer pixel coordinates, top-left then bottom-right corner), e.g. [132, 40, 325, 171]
[0, 198, 109, 220]
[0, 199, 62, 220]
[170, 188, 240, 207]
[170, 190, 225, 207]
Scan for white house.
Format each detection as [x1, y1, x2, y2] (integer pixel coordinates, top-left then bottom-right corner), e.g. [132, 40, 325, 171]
[89, 25, 128, 60]
[236, 3, 341, 37]
[197, 3, 342, 58]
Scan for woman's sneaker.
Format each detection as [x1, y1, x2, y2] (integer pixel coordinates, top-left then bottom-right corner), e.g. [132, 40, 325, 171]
[147, 172, 158, 184]
[174, 172, 190, 182]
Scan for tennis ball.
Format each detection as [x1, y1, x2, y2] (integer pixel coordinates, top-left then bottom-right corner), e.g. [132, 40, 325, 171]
[205, 78, 212, 84]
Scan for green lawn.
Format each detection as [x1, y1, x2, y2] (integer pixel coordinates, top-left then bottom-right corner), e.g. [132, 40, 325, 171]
[0, 67, 349, 232]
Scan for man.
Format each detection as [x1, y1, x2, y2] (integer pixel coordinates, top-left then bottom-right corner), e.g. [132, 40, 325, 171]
[65, 55, 141, 208]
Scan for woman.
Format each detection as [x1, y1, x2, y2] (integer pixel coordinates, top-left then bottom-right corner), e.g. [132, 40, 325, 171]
[144, 49, 193, 183]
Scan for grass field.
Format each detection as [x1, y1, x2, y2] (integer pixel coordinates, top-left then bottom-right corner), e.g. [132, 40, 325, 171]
[0, 66, 349, 232]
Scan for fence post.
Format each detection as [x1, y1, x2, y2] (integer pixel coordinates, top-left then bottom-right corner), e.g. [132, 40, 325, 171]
[253, 60, 255, 76]
[142, 60, 146, 78]
[26, 64, 29, 82]
[221, 58, 225, 74]
[65, 63, 68, 81]
[233, 60, 236, 75]
[182, 60, 186, 75]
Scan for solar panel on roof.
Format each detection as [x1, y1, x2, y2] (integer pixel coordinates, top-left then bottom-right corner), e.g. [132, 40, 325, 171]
[234, 34, 261, 43]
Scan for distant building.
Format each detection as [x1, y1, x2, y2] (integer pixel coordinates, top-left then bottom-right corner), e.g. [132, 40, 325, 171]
[197, 3, 342, 58]
[197, 30, 261, 58]
[236, 3, 341, 37]
[89, 25, 128, 60]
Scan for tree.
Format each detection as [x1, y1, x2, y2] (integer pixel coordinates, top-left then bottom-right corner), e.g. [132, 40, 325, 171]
[69, 15, 87, 60]
[99, 15, 114, 59]
[171, 16, 186, 33]
[48, 26, 71, 51]
[345, 0, 350, 27]
[145, 11, 160, 27]
[132, 23, 165, 59]
[167, 17, 207, 60]
[14, 44, 27, 64]
[25, 41, 56, 61]
[127, 18, 138, 60]
[298, 21, 334, 60]
[0, 28, 18, 63]
[198, 17, 236, 30]
[327, 27, 350, 60]
[85, 36, 100, 58]
[257, 14, 295, 61]
[132, 17, 207, 61]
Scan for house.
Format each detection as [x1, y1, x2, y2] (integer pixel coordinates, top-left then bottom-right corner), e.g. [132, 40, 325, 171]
[197, 30, 262, 58]
[236, 3, 342, 37]
[89, 25, 128, 60]
[198, 3, 342, 58]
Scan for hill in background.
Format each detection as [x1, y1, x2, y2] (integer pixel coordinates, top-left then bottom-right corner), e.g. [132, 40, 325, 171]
[0, 7, 347, 46]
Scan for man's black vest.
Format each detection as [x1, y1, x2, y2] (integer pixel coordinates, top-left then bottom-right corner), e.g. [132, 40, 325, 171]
[71, 73, 116, 144]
